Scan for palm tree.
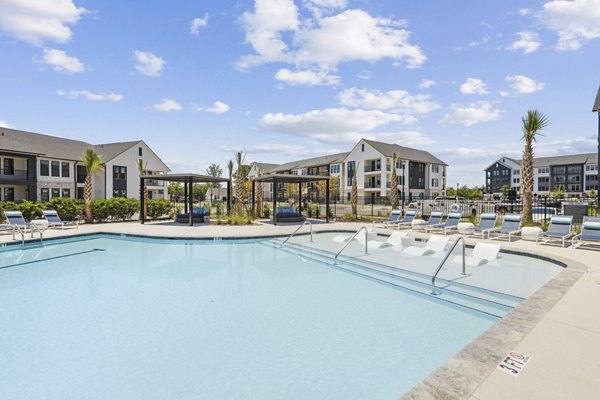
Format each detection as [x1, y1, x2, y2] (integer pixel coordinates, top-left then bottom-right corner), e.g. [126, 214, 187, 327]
[81, 149, 103, 223]
[234, 152, 246, 215]
[390, 153, 399, 209]
[255, 181, 263, 218]
[521, 110, 550, 224]
[137, 159, 148, 220]
[351, 163, 358, 216]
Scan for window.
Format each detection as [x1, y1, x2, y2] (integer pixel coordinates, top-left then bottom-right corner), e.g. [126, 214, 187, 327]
[585, 164, 597, 172]
[77, 187, 84, 199]
[567, 165, 582, 174]
[40, 160, 49, 176]
[568, 184, 580, 192]
[554, 176, 566, 183]
[553, 166, 566, 174]
[513, 178, 520, 184]
[538, 167, 549, 174]
[514, 169, 520, 175]
[52, 188, 60, 198]
[76, 165, 87, 183]
[568, 175, 581, 182]
[139, 147, 143, 156]
[347, 161, 355, 186]
[51, 161, 60, 177]
[41, 188, 50, 202]
[3, 158, 14, 175]
[330, 164, 340, 174]
[61, 162, 70, 177]
[113, 189, 127, 197]
[3, 187, 14, 202]
[431, 164, 439, 173]
[493, 171, 499, 176]
[361, 144, 364, 152]
[502, 170, 509, 176]
[113, 166, 127, 180]
[62, 188, 71, 198]
[113, 165, 127, 198]
[431, 178, 439, 187]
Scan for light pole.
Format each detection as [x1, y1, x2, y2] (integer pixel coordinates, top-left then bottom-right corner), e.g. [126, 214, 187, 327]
[593, 85, 600, 210]
[456, 182, 459, 201]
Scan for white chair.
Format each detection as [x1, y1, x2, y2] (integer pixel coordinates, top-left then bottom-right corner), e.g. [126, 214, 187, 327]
[367, 231, 409, 249]
[452, 242, 500, 267]
[401, 235, 449, 256]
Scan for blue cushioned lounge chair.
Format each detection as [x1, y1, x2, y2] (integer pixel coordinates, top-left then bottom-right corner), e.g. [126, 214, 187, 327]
[487, 214, 522, 242]
[3, 210, 43, 239]
[417, 211, 443, 231]
[471, 213, 498, 238]
[373, 209, 402, 228]
[43, 210, 78, 229]
[388, 210, 417, 229]
[572, 216, 600, 247]
[425, 212, 462, 235]
[536, 215, 574, 247]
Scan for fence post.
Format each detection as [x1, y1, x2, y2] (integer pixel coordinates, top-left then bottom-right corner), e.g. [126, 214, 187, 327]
[371, 193, 375, 217]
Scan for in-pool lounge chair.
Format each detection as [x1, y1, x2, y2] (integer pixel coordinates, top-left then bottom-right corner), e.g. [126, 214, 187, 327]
[367, 231, 409, 249]
[452, 242, 501, 267]
[373, 209, 402, 228]
[43, 210, 78, 229]
[414, 211, 443, 231]
[487, 214, 522, 242]
[388, 210, 417, 229]
[537, 215, 574, 247]
[402, 235, 449, 256]
[572, 216, 600, 247]
[425, 212, 462, 235]
[3, 210, 44, 239]
[470, 213, 498, 238]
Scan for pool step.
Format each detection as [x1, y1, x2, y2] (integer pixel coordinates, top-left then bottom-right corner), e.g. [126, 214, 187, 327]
[261, 239, 522, 319]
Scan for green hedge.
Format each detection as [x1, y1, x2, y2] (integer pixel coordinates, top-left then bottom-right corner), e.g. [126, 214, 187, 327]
[147, 199, 172, 220]
[91, 198, 139, 222]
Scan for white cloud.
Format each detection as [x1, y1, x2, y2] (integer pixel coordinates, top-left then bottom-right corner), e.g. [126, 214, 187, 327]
[506, 75, 545, 94]
[134, 50, 165, 77]
[238, 2, 426, 84]
[190, 13, 208, 35]
[538, 0, 600, 51]
[206, 101, 230, 114]
[499, 91, 509, 97]
[507, 31, 541, 54]
[0, 120, 15, 129]
[439, 101, 502, 126]
[57, 90, 122, 102]
[338, 87, 440, 116]
[459, 78, 489, 95]
[275, 68, 340, 86]
[41, 49, 84, 73]
[518, 8, 531, 16]
[152, 99, 182, 112]
[0, 0, 86, 46]
[303, 0, 347, 17]
[419, 79, 436, 89]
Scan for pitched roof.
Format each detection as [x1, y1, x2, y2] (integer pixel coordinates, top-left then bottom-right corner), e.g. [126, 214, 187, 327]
[270, 152, 349, 173]
[362, 139, 448, 166]
[487, 153, 598, 169]
[0, 127, 142, 163]
[593, 85, 600, 112]
[254, 162, 278, 173]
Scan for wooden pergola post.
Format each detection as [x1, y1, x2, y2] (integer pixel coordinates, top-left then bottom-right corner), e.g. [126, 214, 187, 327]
[188, 177, 193, 226]
[251, 181, 256, 217]
[326, 178, 330, 223]
[140, 177, 145, 224]
[273, 177, 278, 225]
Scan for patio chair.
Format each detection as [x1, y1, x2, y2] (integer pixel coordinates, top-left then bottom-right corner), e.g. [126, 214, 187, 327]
[537, 215, 574, 248]
[402, 235, 449, 256]
[367, 231, 409, 249]
[414, 211, 443, 231]
[452, 242, 501, 267]
[388, 210, 417, 229]
[373, 209, 402, 228]
[572, 216, 600, 247]
[425, 212, 462, 235]
[471, 213, 498, 238]
[487, 214, 522, 242]
[43, 210, 79, 229]
[3, 210, 44, 239]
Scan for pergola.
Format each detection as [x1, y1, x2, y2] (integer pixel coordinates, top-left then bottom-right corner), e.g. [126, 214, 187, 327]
[139, 173, 231, 226]
[250, 174, 331, 225]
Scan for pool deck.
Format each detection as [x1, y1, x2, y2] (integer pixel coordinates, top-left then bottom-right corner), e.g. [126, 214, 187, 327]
[1, 219, 599, 400]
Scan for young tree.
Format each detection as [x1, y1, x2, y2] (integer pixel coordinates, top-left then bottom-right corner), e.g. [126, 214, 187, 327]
[521, 110, 550, 224]
[255, 181, 263, 218]
[167, 182, 183, 201]
[206, 163, 223, 188]
[81, 149, 103, 223]
[193, 183, 209, 202]
[390, 153, 399, 209]
[234, 152, 246, 215]
[351, 163, 358, 216]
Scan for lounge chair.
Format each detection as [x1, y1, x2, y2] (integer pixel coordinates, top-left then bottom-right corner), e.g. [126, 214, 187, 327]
[275, 206, 305, 223]
[3, 210, 44, 239]
[425, 212, 462, 235]
[414, 211, 443, 231]
[487, 214, 522, 242]
[471, 213, 498, 238]
[537, 215, 574, 247]
[373, 209, 402, 228]
[367, 231, 409, 249]
[402, 235, 449, 256]
[572, 216, 600, 247]
[388, 210, 417, 229]
[332, 228, 377, 244]
[452, 242, 501, 267]
[43, 210, 78, 229]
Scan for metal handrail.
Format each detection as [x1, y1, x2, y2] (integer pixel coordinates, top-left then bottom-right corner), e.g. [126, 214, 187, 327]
[280, 221, 313, 248]
[30, 223, 43, 244]
[11, 225, 25, 245]
[10, 223, 43, 245]
[334, 226, 369, 265]
[431, 236, 466, 295]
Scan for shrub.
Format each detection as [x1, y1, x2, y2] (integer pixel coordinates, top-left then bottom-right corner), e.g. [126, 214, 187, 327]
[263, 204, 271, 218]
[91, 199, 110, 222]
[0, 201, 18, 223]
[306, 204, 313, 218]
[17, 200, 44, 222]
[147, 199, 171, 220]
[106, 197, 139, 221]
[46, 198, 84, 221]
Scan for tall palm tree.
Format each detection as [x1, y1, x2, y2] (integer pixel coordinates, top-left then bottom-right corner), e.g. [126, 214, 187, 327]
[351, 162, 358, 216]
[234, 152, 246, 215]
[390, 153, 399, 209]
[521, 110, 550, 224]
[81, 149, 103, 223]
[255, 181, 263, 218]
[137, 159, 149, 220]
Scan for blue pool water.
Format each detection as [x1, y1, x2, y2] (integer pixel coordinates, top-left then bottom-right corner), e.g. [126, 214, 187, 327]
[0, 235, 498, 399]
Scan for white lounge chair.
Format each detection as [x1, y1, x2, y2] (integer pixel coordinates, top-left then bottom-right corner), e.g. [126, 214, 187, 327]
[452, 242, 501, 267]
[332, 228, 376, 244]
[402, 235, 449, 256]
[425, 212, 462, 235]
[367, 231, 409, 249]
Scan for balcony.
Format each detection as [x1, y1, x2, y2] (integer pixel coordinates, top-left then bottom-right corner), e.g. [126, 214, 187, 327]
[146, 179, 165, 187]
[364, 165, 381, 173]
[364, 180, 381, 189]
[0, 169, 28, 180]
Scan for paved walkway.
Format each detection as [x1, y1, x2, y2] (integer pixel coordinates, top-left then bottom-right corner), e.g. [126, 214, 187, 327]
[1, 219, 599, 399]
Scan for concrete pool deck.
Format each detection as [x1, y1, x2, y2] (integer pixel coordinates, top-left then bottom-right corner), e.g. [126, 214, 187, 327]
[1, 219, 599, 399]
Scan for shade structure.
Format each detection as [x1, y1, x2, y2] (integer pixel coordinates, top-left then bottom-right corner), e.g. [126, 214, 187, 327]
[139, 173, 231, 226]
[250, 174, 331, 225]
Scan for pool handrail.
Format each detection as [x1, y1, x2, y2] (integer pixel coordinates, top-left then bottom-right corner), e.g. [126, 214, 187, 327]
[280, 220, 313, 248]
[431, 236, 466, 295]
[334, 226, 369, 265]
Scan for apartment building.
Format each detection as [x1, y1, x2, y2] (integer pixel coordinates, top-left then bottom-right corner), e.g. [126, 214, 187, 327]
[485, 153, 599, 195]
[0, 127, 170, 202]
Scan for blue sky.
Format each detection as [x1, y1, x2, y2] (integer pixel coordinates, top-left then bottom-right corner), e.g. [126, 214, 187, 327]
[1, 0, 599, 186]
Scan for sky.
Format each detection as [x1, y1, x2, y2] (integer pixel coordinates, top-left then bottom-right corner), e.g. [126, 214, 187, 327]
[0, 0, 599, 187]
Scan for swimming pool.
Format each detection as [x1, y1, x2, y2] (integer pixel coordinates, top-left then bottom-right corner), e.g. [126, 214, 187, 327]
[0, 234, 560, 399]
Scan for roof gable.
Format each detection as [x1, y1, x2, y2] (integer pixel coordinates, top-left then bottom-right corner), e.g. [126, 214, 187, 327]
[361, 139, 448, 166]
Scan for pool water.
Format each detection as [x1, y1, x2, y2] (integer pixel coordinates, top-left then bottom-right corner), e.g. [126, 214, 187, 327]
[0, 235, 500, 399]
